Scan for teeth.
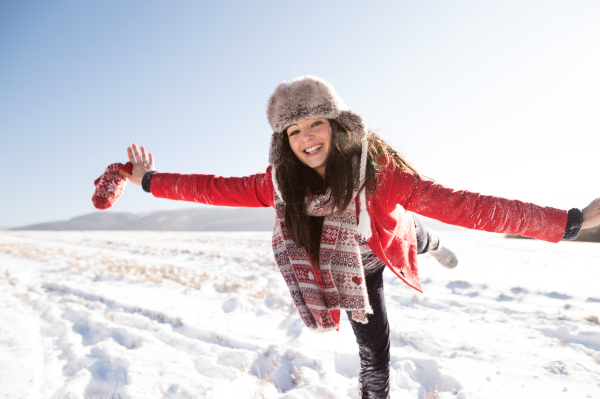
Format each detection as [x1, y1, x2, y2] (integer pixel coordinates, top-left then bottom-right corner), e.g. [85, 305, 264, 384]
[305, 144, 322, 154]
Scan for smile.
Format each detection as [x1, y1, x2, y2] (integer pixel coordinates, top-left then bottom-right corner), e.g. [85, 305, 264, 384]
[304, 144, 323, 154]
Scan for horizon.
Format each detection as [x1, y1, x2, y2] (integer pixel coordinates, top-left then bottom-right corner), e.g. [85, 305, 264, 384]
[1, 1, 599, 227]
[5, 206, 469, 234]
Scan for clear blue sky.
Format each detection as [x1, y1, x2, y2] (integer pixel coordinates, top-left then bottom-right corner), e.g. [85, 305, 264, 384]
[1, 1, 598, 227]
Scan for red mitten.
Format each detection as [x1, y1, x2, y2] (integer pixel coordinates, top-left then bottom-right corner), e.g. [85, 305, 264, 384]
[92, 162, 134, 210]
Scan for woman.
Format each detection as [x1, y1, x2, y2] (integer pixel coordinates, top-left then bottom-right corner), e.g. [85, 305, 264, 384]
[120, 76, 599, 399]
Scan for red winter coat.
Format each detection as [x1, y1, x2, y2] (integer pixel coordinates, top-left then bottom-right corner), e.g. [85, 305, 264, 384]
[150, 161, 568, 293]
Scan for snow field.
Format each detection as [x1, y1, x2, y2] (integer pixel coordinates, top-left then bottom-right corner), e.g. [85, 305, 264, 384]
[0, 230, 598, 398]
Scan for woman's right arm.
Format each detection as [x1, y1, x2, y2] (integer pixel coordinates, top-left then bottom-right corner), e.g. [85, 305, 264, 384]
[150, 172, 274, 208]
[120, 143, 274, 208]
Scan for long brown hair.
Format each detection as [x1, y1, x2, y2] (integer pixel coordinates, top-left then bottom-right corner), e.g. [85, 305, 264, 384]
[274, 119, 418, 266]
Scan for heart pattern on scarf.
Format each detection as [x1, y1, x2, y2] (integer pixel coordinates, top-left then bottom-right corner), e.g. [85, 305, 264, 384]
[352, 276, 363, 286]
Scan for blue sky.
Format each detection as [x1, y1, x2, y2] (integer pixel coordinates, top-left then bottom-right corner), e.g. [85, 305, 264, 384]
[1, 1, 599, 227]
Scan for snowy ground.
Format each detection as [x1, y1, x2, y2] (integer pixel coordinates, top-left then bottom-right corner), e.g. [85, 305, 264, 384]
[0, 230, 599, 399]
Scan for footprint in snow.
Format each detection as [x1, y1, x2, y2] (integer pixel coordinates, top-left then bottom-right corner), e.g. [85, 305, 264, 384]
[83, 343, 129, 398]
[511, 287, 528, 294]
[539, 326, 600, 351]
[496, 293, 514, 302]
[544, 292, 572, 300]
[390, 354, 462, 396]
[546, 360, 568, 375]
[446, 281, 472, 290]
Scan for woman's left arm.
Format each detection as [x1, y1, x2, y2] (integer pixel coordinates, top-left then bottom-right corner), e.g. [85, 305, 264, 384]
[385, 163, 595, 243]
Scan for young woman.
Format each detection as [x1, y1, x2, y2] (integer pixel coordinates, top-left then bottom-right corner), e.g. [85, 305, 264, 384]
[120, 76, 600, 399]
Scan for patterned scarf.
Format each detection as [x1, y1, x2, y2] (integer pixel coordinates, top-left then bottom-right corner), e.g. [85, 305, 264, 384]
[272, 187, 372, 332]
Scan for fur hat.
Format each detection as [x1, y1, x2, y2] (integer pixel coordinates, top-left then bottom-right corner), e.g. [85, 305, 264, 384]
[266, 75, 372, 239]
[267, 75, 368, 167]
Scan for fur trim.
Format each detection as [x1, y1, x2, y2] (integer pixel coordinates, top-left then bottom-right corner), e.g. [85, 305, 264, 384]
[357, 137, 372, 240]
[268, 132, 283, 167]
[336, 110, 367, 140]
[267, 75, 347, 134]
[267, 76, 368, 166]
[271, 166, 284, 204]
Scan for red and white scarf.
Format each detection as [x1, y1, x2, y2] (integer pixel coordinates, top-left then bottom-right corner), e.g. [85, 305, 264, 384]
[271, 187, 373, 332]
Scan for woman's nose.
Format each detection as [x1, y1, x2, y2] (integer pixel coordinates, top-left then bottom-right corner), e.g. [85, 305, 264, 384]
[301, 128, 313, 141]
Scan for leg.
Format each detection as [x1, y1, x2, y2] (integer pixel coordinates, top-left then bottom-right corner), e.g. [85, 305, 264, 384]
[413, 215, 439, 254]
[413, 215, 458, 269]
[347, 261, 390, 399]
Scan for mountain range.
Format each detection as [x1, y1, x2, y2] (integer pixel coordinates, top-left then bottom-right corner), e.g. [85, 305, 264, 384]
[10, 208, 276, 231]
[507, 224, 600, 243]
[8, 208, 599, 243]
[8, 207, 465, 232]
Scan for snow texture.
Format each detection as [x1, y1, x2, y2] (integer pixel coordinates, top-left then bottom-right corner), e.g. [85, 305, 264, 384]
[0, 230, 599, 399]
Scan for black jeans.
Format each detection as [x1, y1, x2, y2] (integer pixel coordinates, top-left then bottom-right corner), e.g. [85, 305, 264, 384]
[347, 216, 435, 399]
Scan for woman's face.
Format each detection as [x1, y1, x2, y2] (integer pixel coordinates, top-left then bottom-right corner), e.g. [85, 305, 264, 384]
[286, 117, 332, 178]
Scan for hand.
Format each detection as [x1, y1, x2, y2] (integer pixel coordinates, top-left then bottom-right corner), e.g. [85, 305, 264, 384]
[582, 198, 600, 229]
[119, 143, 155, 186]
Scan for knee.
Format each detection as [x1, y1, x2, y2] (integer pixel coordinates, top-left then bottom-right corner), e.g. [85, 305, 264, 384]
[358, 332, 390, 360]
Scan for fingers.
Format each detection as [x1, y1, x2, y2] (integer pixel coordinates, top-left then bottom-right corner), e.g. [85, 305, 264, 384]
[132, 143, 143, 164]
[141, 146, 148, 164]
[127, 143, 154, 171]
[127, 147, 135, 163]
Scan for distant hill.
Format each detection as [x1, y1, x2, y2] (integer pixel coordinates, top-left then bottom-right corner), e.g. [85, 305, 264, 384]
[576, 225, 600, 242]
[12, 208, 277, 231]
[506, 224, 600, 243]
[11, 208, 467, 232]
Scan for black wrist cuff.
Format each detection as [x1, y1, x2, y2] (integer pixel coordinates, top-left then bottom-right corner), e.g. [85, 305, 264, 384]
[142, 171, 157, 193]
[562, 208, 583, 241]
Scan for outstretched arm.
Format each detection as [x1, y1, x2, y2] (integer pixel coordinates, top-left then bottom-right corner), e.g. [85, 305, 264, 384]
[150, 172, 274, 208]
[384, 163, 571, 243]
[119, 143, 274, 208]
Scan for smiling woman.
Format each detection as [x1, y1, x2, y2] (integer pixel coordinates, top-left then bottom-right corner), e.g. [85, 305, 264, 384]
[118, 75, 599, 399]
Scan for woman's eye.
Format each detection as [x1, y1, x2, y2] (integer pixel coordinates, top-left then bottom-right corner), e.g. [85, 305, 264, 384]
[288, 130, 299, 136]
[312, 121, 322, 127]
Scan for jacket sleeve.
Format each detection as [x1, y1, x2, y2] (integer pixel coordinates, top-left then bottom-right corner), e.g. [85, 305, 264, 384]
[384, 162, 568, 243]
[149, 166, 275, 208]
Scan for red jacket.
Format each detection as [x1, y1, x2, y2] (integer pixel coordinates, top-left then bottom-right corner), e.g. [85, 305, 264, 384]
[150, 161, 567, 293]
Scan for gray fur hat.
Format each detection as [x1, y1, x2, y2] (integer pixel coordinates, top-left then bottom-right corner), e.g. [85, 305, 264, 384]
[266, 75, 373, 239]
[266, 75, 368, 166]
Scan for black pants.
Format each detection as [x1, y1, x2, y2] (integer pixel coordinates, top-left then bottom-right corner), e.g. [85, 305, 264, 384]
[347, 216, 435, 399]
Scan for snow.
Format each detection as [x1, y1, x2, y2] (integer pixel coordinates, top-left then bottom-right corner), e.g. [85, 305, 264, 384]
[0, 230, 598, 399]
